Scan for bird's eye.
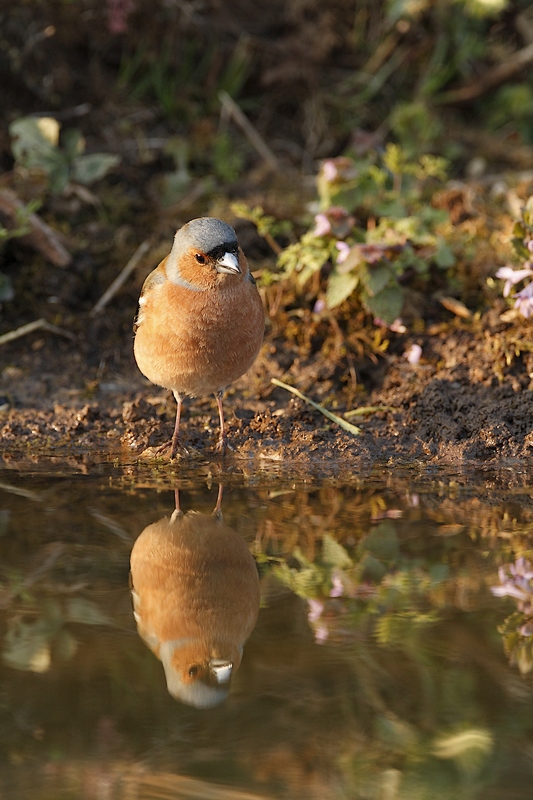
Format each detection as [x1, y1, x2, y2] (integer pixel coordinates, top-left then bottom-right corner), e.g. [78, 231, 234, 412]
[188, 665, 199, 677]
[195, 253, 206, 264]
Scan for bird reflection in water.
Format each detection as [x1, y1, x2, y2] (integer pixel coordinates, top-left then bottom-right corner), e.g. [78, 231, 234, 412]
[130, 486, 260, 708]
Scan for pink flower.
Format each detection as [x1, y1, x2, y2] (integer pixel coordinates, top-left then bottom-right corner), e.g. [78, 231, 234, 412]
[313, 206, 355, 239]
[329, 574, 344, 598]
[107, 0, 135, 33]
[496, 265, 533, 297]
[514, 280, 533, 318]
[313, 298, 326, 314]
[374, 318, 407, 333]
[313, 213, 331, 237]
[320, 157, 358, 183]
[520, 621, 533, 636]
[314, 624, 329, 643]
[404, 343, 422, 365]
[389, 319, 407, 333]
[322, 160, 338, 182]
[492, 558, 533, 607]
[307, 598, 324, 623]
[336, 241, 351, 264]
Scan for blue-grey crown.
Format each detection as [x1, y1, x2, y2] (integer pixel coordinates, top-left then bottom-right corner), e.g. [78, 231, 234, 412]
[176, 217, 238, 255]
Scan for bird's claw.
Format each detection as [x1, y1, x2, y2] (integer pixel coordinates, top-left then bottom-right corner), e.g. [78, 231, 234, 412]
[215, 436, 234, 455]
[152, 439, 188, 459]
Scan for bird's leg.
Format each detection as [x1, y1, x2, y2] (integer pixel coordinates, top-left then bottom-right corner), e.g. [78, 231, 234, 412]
[153, 392, 183, 457]
[170, 487, 184, 522]
[214, 390, 227, 454]
[170, 391, 183, 458]
[212, 484, 224, 519]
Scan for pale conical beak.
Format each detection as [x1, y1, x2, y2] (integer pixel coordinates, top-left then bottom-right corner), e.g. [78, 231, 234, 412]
[209, 659, 233, 684]
[216, 252, 240, 275]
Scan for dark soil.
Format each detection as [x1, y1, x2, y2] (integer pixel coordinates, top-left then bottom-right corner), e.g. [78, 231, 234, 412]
[2, 297, 533, 469]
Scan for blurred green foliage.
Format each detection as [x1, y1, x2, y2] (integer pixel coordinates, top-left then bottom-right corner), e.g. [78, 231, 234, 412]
[498, 611, 533, 673]
[118, 34, 251, 120]
[495, 196, 533, 319]
[0, 197, 42, 304]
[274, 520, 447, 647]
[511, 195, 533, 263]
[9, 116, 119, 195]
[260, 145, 456, 323]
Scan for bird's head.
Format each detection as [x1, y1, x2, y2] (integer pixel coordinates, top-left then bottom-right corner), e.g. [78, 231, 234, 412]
[166, 217, 247, 290]
[159, 638, 242, 708]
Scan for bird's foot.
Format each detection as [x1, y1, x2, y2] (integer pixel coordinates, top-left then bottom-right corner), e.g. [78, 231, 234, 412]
[215, 435, 234, 455]
[152, 438, 188, 459]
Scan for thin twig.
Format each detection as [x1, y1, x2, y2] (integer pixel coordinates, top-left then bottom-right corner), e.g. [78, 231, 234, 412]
[344, 405, 393, 418]
[88, 508, 131, 542]
[271, 378, 362, 436]
[262, 230, 283, 255]
[0, 481, 43, 501]
[219, 91, 280, 171]
[437, 42, 533, 105]
[90, 239, 150, 316]
[0, 317, 76, 346]
[29, 103, 92, 122]
[0, 188, 71, 267]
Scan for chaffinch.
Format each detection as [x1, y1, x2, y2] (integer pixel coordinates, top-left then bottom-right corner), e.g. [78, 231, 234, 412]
[133, 217, 264, 456]
[129, 487, 260, 708]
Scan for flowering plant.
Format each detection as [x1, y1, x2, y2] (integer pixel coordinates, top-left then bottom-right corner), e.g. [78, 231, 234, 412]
[492, 557, 533, 673]
[496, 196, 533, 318]
[278, 146, 454, 325]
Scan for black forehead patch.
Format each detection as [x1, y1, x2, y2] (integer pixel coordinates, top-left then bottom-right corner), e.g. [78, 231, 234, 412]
[206, 241, 239, 260]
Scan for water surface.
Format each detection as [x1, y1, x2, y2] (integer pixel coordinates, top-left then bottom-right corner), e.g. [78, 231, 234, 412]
[1, 458, 533, 799]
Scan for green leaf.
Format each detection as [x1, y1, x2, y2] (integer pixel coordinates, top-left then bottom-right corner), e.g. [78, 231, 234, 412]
[291, 566, 326, 598]
[55, 629, 78, 661]
[434, 238, 455, 268]
[3, 618, 54, 673]
[374, 197, 408, 218]
[9, 117, 71, 193]
[0, 273, 14, 301]
[512, 238, 531, 261]
[363, 522, 400, 562]
[365, 264, 394, 297]
[72, 153, 120, 185]
[62, 128, 85, 161]
[363, 285, 404, 323]
[326, 269, 358, 308]
[66, 597, 111, 626]
[360, 554, 387, 581]
[322, 534, 353, 568]
[10, 117, 58, 165]
[47, 158, 71, 195]
[278, 235, 331, 283]
[428, 563, 448, 584]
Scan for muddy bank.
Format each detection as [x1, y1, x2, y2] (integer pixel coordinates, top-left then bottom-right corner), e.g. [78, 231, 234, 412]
[1, 305, 533, 469]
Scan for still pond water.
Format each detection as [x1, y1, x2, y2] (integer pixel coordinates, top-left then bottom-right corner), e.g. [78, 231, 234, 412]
[1, 457, 533, 800]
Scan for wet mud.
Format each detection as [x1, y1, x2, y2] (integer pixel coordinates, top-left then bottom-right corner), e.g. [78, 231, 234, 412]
[2, 306, 533, 469]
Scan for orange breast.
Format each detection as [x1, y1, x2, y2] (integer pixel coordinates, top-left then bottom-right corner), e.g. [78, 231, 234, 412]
[134, 276, 264, 396]
[130, 512, 260, 655]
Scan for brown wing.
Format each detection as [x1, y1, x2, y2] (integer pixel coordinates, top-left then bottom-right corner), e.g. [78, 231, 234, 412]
[133, 260, 167, 333]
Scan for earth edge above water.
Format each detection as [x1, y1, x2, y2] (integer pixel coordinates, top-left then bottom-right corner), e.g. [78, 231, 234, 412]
[2, 309, 533, 469]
